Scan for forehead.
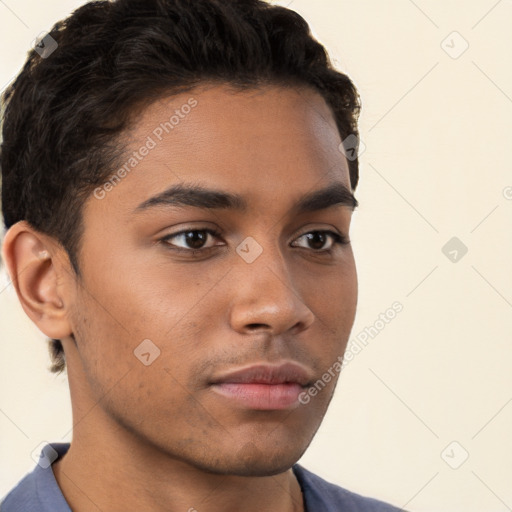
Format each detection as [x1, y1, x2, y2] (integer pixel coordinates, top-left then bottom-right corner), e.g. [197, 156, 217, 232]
[88, 84, 351, 215]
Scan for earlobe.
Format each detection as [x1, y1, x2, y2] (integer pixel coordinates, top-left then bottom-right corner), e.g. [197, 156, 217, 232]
[2, 221, 73, 339]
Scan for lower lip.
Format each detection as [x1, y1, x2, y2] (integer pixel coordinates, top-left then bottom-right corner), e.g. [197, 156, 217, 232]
[211, 383, 304, 410]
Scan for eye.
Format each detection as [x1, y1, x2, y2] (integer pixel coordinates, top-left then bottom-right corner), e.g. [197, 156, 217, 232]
[158, 228, 349, 255]
[291, 230, 349, 251]
[160, 229, 223, 251]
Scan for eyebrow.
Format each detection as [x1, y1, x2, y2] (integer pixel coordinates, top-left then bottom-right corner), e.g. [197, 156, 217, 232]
[133, 181, 358, 214]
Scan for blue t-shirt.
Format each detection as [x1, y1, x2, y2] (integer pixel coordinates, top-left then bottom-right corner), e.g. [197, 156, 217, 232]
[1, 443, 404, 511]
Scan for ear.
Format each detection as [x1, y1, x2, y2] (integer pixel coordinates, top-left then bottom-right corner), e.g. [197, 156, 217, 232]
[2, 221, 74, 339]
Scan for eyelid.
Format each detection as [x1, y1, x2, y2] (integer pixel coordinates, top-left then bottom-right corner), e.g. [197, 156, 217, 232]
[289, 223, 349, 243]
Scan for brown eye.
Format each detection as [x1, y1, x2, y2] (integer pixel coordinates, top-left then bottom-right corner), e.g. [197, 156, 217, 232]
[161, 229, 221, 250]
[291, 231, 349, 251]
[182, 231, 208, 249]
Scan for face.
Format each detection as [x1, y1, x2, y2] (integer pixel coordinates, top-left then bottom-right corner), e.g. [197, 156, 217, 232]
[68, 84, 358, 476]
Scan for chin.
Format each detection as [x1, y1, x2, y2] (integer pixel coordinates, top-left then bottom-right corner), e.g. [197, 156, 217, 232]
[192, 441, 309, 477]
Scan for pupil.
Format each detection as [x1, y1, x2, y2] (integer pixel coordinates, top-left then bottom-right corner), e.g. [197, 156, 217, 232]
[307, 232, 326, 250]
[186, 231, 207, 249]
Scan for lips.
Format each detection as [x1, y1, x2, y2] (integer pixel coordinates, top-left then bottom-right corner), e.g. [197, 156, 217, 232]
[209, 362, 313, 410]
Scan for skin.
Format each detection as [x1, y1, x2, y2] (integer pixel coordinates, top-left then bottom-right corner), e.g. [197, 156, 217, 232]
[3, 84, 358, 512]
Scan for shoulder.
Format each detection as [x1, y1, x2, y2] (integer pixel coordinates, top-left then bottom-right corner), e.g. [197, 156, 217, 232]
[1, 443, 71, 512]
[1, 470, 39, 512]
[293, 464, 405, 512]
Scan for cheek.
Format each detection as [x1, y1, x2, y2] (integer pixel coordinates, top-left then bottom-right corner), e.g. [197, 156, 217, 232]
[299, 252, 357, 325]
[298, 254, 358, 373]
[70, 289, 198, 431]
[70, 260, 217, 395]
[70, 294, 133, 395]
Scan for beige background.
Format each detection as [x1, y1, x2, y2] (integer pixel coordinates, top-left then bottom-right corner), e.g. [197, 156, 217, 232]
[1, 1, 511, 510]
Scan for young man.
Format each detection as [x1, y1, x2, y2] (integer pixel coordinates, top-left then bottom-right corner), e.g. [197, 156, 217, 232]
[1, 0, 404, 510]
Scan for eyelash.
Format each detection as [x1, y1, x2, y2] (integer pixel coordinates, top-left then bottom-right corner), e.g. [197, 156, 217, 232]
[159, 228, 350, 255]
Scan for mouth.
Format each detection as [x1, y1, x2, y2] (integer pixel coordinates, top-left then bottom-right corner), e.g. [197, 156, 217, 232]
[209, 362, 313, 411]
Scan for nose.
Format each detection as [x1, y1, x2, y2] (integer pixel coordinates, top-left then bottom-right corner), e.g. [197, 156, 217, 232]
[228, 245, 315, 337]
